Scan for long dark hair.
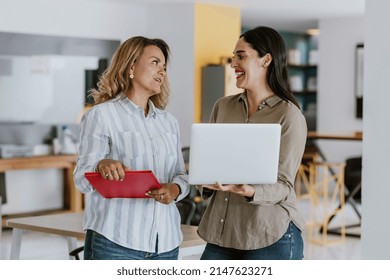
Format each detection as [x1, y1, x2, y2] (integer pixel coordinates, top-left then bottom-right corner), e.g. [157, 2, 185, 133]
[240, 26, 300, 108]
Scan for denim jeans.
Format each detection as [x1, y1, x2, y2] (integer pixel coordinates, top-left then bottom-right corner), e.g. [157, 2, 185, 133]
[200, 222, 304, 260]
[84, 230, 179, 260]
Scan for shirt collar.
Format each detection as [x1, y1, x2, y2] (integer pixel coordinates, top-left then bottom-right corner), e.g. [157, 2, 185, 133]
[115, 92, 158, 118]
[238, 92, 283, 108]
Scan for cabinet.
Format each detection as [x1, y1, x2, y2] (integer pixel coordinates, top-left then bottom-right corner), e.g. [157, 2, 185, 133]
[201, 64, 240, 123]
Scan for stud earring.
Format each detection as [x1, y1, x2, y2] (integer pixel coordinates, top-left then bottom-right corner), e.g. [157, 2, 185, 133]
[262, 63, 267, 68]
[130, 74, 134, 79]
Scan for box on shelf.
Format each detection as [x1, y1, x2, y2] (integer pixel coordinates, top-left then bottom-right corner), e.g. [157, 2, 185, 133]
[309, 50, 319, 65]
[290, 75, 304, 91]
[288, 49, 301, 65]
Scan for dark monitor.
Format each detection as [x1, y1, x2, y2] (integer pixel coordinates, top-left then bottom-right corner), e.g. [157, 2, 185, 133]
[85, 58, 108, 105]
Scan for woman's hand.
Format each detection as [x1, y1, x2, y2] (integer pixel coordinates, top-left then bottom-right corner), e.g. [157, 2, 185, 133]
[202, 182, 255, 198]
[146, 183, 181, 205]
[96, 159, 129, 181]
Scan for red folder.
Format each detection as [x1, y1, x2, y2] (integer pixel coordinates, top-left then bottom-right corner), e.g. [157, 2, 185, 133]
[84, 170, 161, 198]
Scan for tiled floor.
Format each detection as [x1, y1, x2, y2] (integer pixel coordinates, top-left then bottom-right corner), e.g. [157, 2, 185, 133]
[0, 199, 362, 260]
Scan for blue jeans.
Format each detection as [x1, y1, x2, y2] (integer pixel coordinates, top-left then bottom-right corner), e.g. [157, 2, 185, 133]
[201, 222, 304, 260]
[84, 230, 179, 260]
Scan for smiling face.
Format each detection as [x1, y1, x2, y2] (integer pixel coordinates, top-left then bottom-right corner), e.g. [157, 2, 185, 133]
[231, 37, 270, 92]
[130, 45, 166, 96]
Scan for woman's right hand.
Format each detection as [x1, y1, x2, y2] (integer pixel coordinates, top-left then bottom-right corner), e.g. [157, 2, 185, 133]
[96, 159, 130, 181]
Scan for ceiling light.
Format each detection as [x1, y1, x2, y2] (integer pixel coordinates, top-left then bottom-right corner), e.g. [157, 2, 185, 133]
[306, 29, 320, 36]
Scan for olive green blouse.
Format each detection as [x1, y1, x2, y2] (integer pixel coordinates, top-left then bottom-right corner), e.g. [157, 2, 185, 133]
[197, 92, 307, 250]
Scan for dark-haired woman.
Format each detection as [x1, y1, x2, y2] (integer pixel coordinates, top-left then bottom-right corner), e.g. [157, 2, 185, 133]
[198, 26, 307, 260]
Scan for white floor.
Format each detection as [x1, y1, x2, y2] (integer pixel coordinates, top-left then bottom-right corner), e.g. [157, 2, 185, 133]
[0, 199, 362, 260]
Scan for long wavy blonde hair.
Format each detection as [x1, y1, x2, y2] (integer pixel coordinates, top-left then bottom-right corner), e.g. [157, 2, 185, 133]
[90, 36, 170, 109]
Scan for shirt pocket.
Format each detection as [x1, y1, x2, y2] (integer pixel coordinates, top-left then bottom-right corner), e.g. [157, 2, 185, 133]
[152, 132, 177, 173]
[153, 132, 177, 156]
[114, 131, 145, 160]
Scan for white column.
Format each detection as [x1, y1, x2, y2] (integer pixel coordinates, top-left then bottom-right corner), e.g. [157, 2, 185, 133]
[361, 0, 390, 259]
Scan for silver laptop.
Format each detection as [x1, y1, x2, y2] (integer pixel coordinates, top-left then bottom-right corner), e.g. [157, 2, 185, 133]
[188, 123, 281, 185]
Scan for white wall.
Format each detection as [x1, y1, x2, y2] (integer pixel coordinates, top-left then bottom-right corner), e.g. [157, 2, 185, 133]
[0, 0, 146, 40]
[362, 0, 390, 259]
[317, 17, 364, 163]
[143, 3, 195, 146]
[0, 55, 98, 123]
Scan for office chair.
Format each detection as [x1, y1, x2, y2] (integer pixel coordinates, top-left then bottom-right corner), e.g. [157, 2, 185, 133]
[344, 156, 362, 201]
[0, 196, 2, 241]
[181, 146, 190, 164]
[176, 198, 197, 225]
[0, 174, 6, 240]
[69, 246, 84, 260]
[320, 156, 362, 238]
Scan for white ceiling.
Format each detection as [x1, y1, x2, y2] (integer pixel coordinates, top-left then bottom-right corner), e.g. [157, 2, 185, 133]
[236, 0, 365, 32]
[125, 0, 365, 32]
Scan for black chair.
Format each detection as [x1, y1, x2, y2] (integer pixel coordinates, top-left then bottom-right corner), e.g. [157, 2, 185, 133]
[321, 156, 362, 238]
[176, 198, 197, 225]
[344, 156, 362, 201]
[69, 246, 84, 260]
[181, 146, 190, 165]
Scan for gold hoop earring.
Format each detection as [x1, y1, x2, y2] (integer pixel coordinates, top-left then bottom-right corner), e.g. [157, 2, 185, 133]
[130, 74, 134, 79]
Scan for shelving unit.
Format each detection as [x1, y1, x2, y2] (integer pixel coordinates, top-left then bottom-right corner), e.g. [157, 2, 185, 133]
[282, 31, 318, 131]
[289, 63, 317, 124]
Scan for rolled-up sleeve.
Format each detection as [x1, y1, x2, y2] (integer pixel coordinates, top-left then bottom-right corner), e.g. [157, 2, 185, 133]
[250, 109, 307, 205]
[73, 107, 110, 194]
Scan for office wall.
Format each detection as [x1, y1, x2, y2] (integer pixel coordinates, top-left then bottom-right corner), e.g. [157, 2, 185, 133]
[194, 4, 241, 123]
[362, 0, 390, 259]
[143, 3, 195, 146]
[317, 17, 364, 162]
[0, 55, 98, 123]
[0, 0, 146, 40]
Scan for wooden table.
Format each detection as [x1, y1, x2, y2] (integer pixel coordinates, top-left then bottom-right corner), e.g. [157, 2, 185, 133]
[307, 131, 362, 141]
[0, 155, 83, 218]
[6, 212, 206, 260]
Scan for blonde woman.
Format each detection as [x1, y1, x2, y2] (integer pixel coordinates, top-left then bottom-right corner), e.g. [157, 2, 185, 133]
[74, 36, 189, 260]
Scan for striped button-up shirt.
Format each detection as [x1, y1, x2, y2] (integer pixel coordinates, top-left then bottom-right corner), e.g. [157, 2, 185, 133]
[74, 93, 190, 253]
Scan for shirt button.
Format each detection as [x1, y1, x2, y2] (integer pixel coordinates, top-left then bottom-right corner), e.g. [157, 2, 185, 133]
[220, 219, 224, 223]
[224, 198, 228, 202]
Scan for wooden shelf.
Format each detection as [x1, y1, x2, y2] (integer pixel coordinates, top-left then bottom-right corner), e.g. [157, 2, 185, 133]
[0, 155, 83, 227]
[288, 64, 317, 69]
[293, 90, 316, 95]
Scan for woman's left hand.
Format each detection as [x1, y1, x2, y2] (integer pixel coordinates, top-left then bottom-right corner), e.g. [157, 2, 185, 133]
[202, 182, 255, 198]
[146, 183, 181, 205]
